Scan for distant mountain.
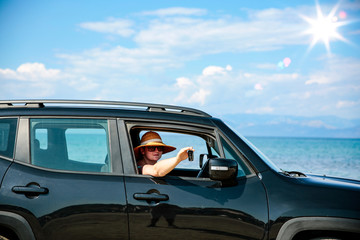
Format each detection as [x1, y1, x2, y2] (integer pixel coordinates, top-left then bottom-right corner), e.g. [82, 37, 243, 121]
[218, 114, 360, 138]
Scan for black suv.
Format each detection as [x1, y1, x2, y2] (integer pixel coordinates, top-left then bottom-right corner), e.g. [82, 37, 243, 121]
[0, 100, 359, 240]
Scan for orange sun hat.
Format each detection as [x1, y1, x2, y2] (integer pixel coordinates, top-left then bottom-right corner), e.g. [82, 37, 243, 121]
[134, 131, 176, 160]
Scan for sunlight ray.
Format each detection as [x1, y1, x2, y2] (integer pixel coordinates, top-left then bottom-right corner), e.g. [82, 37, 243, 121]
[301, 1, 350, 55]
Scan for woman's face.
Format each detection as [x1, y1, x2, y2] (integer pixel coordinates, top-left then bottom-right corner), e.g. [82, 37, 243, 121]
[141, 146, 163, 162]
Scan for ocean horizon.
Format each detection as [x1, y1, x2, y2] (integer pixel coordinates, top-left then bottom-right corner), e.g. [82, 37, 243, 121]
[246, 136, 360, 181]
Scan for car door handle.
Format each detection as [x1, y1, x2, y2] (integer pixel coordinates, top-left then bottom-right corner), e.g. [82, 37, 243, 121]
[133, 192, 169, 202]
[12, 183, 49, 196]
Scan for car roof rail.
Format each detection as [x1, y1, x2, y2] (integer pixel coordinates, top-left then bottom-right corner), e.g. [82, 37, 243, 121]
[0, 99, 211, 117]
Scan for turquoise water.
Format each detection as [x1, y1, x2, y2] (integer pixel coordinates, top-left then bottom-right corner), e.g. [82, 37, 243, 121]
[164, 134, 360, 180]
[247, 137, 360, 180]
[146, 134, 360, 180]
[59, 132, 360, 181]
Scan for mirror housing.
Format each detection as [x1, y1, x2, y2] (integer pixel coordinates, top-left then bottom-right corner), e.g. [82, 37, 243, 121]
[209, 158, 238, 183]
[199, 153, 218, 168]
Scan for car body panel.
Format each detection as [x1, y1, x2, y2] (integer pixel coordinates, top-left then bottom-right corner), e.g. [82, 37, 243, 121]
[124, 174, 268, 240]
[1, 162, 128, 240]
[260, 170, 360, 239]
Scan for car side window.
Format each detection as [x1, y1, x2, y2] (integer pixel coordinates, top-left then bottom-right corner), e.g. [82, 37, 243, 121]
[221, 137, 251, 177]
[149, 131, 209, 170]
[0, 118, 17, 159]
[30, 118, 111, 173]
[131, 128, 219, 178]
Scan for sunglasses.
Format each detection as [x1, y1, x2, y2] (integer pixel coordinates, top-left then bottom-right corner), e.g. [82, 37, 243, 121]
[146, 146, 164, 152]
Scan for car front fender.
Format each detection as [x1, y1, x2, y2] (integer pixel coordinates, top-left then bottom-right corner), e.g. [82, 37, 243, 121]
[276, 217, 360, 240]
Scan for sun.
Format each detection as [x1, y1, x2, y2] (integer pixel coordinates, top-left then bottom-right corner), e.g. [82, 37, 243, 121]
[301, 2, 348, 54]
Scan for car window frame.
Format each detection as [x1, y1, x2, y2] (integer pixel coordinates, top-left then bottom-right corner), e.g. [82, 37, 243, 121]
[122, 120, 217, 175]
[122, 119, 253, 178]
[218, 133, 255, 177]
[0, 117, 18, 161]
[14, 116, 123, 175]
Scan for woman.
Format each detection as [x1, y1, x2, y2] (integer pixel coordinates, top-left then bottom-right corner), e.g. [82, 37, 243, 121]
[134, 131, 194, 177]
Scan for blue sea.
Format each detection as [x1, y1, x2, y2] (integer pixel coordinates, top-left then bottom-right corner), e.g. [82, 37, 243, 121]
[63, 132, 360, 181]
[158, 133, 360, 181]
[246, 137, 360, 181]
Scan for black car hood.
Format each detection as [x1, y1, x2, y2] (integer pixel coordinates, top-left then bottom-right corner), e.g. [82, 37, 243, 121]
[302, 173, 360, 191]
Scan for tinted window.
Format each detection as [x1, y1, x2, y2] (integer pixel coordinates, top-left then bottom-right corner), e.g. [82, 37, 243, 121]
[30, 118, 111, 173]
[66, 128, 108, 164]
[221, 137, 251, 177]
[0, 118, 17, 159]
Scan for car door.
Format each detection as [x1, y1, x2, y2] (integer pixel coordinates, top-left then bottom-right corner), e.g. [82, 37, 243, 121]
[0, 117, 128, 240]
[122, 121, 268, 240]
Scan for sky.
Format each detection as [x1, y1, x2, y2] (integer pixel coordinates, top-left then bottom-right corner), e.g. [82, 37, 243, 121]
[1, 0, 360, 136]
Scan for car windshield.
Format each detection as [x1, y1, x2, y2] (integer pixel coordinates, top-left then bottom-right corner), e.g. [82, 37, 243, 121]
[223, 120, 282, 173]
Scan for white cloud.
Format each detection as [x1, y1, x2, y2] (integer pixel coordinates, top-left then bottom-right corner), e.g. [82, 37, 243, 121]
[0, 63, 100, 98]
[174, 65, 233, 105]
[134, 9, 307, 55]
[0, 63, 63, 98]
[0, 63, 61, 81]
[202, 65, 232, 76]
[79, 18, 134, 37]
[225, 65, 232, 71]
[175, 77, 194, 88]
[0, 68, 17, 80]
[141, 7, 207, 17]
[63, 5, 313, 77]
[173, 63, 300, 109]
[57, 46, 177, 77]
[169, 55, 360, 118]
[306, 56, 360, 85]
[246, 107, 274, 114]
[68, 77, 99, 92]
[305, 75, 330, 85]
[244, 73, 253, 78]
[189, 89, 211, 105]
[256, 63, 277, 70]
[55, 6, 317, 79]
[336, 100, 360, 109]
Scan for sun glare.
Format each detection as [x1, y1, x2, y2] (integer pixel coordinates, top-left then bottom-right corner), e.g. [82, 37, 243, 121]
[302, 2, 349, 54]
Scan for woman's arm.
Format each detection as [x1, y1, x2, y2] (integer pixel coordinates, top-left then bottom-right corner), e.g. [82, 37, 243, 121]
[142, 147, 194, 177]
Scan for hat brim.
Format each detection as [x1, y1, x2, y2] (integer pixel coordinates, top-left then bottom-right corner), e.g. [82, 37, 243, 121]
[134, 142, 176, 160]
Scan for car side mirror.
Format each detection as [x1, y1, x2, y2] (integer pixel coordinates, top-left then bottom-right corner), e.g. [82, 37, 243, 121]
[200, 153, 219, 168]
[209, 158, 238, 185]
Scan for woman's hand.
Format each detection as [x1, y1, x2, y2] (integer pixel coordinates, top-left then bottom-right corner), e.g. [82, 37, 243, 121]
[142, 146, 195, 177]
[177, 147, 195, 161]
